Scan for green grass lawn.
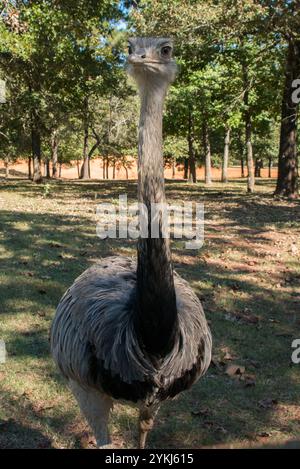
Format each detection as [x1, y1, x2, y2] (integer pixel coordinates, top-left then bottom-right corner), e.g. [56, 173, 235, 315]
[0, 177, 299, 449]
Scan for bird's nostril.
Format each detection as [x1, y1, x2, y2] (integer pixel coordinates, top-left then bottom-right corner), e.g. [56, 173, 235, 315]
[141, 54, 146, 59]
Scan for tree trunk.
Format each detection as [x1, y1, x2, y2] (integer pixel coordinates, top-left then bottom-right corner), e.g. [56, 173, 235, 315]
[243, 62, 255, 193]
[59, 163, 62, 178]
[31, 125, 42, 183]
[80, 98, 90, 179]
[246, 120, 255, 192]
[51, 130, 58, 178]
[44, 159, 50, 178]
[102, 157, 106, 179]
[237, 134, 245, 178]
[76, 159, 80, 178]
[28, 157, 32, 179]
[80, 122, 89, 179]
[222, 127, 230, 183]
[268, 157, 272, 178]
[4, 156, 9, 178]
[124, 165, 128, 179]
[29, 83, 42, 184]
[202, 119, 212, 185]
[255, 158, 263, 177]
[85, 135, 101, 180]
[187, 109, 197, 183]
[274, 38, 300, 198]
[172, 159, 176, 178]
[241, 157, 245, 177]
[112, 162, 116, 179]
[183, 158, 189, 179]
[106, 157, 109, 179]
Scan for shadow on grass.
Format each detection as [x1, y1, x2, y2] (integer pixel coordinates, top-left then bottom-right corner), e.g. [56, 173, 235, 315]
[0, 383, 88, 449]
[0, 418, 53, 449]
[0, 168, 28, 178]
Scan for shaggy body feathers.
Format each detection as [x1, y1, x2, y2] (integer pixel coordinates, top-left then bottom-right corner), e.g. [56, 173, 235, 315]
[51, 256, 212, 406]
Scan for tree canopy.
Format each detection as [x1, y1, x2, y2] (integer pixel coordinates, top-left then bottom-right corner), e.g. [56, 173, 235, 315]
[0, 0, 299, 197]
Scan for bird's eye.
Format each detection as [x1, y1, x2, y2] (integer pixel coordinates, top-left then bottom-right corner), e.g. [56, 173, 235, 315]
[161, 46, 171, 57]
[128, 45, 133, 55]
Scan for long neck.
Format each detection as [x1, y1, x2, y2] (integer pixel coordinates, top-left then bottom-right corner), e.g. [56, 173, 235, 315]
[135, 81, 178, 357]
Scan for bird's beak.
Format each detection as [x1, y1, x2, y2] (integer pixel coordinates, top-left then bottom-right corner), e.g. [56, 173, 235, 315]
[127, 55, 146, 65]
[127, 56, 165, 66]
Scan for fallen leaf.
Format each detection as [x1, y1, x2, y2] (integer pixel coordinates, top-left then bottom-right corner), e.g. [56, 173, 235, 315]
[191, 407, 210, 418]
[290, 244, 298, 254]
[258, 432, 270, 438]
[225, 364, 245, 377]
[49, 242, 62, 248]
[211, 357, 223, 370]
[220, 346, 236, 361]
[224, 311, 260, 325]
[216, 426, 227, 434]
[223, 351, 233, 360]
[243, 314, 260, 324]
[203, 420, 214, 428]
[80, 432, 96, 449]
[240, 374, 256, 387]
[258, 398, 278, 409]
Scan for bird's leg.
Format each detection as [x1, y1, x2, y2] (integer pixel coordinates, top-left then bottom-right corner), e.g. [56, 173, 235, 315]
[69, 379, 113, 448]
[138, 405, 159, 449]
[139, 417, 154, 449]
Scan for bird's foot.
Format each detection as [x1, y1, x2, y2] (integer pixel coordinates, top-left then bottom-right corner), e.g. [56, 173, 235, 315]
[80, 431, 97, 449]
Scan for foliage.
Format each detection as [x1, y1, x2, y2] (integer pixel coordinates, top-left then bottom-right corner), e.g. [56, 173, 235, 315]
[0, 0, 299, 191]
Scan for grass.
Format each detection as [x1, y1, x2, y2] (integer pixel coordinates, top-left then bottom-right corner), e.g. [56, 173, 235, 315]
[0, 177, 299, 449]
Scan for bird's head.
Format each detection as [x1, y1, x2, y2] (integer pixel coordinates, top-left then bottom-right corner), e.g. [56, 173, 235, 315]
[127, 37, 177, 88]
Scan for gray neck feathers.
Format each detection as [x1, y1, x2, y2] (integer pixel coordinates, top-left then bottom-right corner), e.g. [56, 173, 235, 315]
[135, 79, 178, 357]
